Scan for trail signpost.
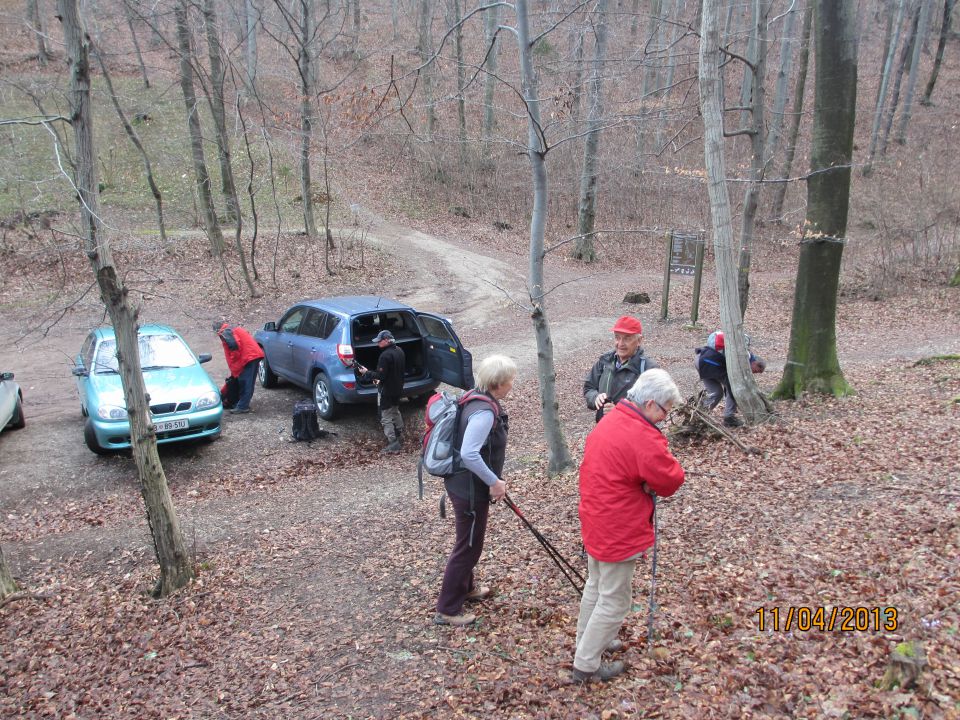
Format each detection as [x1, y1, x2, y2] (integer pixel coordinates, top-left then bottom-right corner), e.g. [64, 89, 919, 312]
[661, 230, 706, 324]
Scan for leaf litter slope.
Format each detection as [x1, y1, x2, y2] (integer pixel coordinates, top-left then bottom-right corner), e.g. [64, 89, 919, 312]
[1, 220, 959, 719]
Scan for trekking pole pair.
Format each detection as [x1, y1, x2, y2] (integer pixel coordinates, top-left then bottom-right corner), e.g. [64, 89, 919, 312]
[502, 493, 585, 596]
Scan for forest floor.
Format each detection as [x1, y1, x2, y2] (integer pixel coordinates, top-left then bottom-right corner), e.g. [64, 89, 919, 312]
[0, 209, 958, 719]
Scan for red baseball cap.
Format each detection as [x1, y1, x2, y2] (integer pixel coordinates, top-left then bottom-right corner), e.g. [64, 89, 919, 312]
[611, 316, 643, 334]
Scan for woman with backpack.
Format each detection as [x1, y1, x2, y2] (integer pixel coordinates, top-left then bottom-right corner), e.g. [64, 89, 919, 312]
[434, 354, 517, 627]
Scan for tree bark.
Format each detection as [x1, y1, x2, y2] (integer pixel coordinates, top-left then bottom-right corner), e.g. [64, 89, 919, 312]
[764, 0, 799, 165]
[0, 543, 17, 599]
[771, 1, 812, 221]
[448, 0, 467, 165]
[736, 0, 770, 316]
[879, 3, 920, 157]
[58, 0, 194, 596]
[417, 0, 437, 140]
[699, 0, 770, 425]
[482, 2, 500, 143]
[203, 0, 241, 226]
[572, 0, 609, 263]
[122, 0, 150, 88]
[26, 0, 52, 65]
[921, 0, 954, 104]
[775, 0, 856, 400]
[515, 0, 574, 474]
[243, 0, 260, 96]
[864, 0, 906, 174]
[175, 0, 224, 256]
[298, 0, 317, 238]
[896, 0, 933, 143]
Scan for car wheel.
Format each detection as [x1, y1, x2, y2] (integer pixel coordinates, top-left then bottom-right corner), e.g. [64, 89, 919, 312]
[10, 393, 25, 429]
[81, 403, 88, 418]
[84, 418, 110, 455]
[313, 371, 339, 421]
[258, 355, 278, 388]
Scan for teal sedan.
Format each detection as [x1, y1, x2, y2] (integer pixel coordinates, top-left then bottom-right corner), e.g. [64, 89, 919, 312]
[73, 324, 223, 454]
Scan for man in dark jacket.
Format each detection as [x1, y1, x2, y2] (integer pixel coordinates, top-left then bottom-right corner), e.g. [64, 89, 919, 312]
[214, 321, 265, 414]
[358, 330, 405, 453]
[695, 330, 765, 428]
[583, 316, 658, 421]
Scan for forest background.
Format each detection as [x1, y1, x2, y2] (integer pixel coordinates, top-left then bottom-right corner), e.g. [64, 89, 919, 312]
[0, 0, 958, 718]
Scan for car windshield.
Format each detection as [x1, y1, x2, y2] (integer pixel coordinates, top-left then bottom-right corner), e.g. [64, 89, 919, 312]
[93, 333, 196, 374]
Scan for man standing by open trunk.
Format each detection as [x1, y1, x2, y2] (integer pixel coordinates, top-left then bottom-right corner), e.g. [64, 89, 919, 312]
[358, 330, 405, 454]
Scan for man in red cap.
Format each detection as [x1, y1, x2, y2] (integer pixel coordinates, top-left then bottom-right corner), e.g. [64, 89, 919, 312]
[583, 315, 658, 420]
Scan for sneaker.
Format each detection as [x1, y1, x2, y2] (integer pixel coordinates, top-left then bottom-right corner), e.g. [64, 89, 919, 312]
[722, 416, 744, 428]
[572, 660, 626, 683]
[465, 586, 491, 602]
[230, 408, 251, 414]
[381, 440, 402, 455]
[434, 611, 477, 626]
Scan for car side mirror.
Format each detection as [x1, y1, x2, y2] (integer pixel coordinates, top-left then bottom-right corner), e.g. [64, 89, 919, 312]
[197, 353, 212, 364]
[71, 366, 88, 377]
[263, 321, 276, 331]
[0, 372, 13, 381]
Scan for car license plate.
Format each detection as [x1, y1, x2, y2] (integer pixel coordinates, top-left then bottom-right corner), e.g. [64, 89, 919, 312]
[154, 419, 188, 432]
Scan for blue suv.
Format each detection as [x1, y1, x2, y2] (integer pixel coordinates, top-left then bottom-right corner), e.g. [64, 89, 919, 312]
[254, 296, 473, 419]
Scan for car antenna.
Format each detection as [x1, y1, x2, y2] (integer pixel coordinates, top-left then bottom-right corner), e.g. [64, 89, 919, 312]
[376, 296, 382, 308]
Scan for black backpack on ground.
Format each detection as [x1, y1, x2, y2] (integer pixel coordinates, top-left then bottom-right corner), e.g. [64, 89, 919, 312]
[291, 400, 330, 442]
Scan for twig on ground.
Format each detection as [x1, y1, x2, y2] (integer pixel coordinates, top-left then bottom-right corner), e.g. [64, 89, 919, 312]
[0, 590, 54, 609]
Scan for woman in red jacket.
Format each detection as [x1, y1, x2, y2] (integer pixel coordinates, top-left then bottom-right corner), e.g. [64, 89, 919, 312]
[214, 321, 265, 414]
[572, 368, 685, 683]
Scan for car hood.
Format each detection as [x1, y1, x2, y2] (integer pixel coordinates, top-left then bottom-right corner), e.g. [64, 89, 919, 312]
[88, 365, 217, 407]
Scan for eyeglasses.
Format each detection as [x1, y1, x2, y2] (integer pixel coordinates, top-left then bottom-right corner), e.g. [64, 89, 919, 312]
[654, 402, 672, 417]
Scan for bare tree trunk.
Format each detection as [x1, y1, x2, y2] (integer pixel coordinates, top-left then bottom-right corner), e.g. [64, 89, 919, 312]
[642, 0, 664, 99]
[699, 0, 769, 425]
[764, 0, 799, 165]
[417, 0, 437, 139]
[737, 0, 770, 316]
[896, 0, 933, 143]
[879, 3, 920, 157]
[0, 543, 17, 599]
[739, 0, 760, 130]
[572, 0, 609, 263]
[921, 0, 954, 104]
[775, 0, 856, 399]
[448, 0, 467, 165]
[391, 0, 400, 40]
[94, 47, 167, 245]
[569, 29, 585, 122]
[299, 0, 317, 238]
[515, 0, 574, 474]
[122, 0, 150, 88]
[864, 0, 906, 174]
[771, 1, 812, 221]
[243, 0, 259, 96]
[175, 0, 224, 256]
[26, 0, 52, 65]
[482, 2, 500, 143]
[58, 0, 194, 596]
[203, 0, 241, 226]
[662, 0, 686, 97]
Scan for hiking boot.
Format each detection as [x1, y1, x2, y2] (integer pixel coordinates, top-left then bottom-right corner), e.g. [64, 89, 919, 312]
[434, 611, 477, 626]
[572, 660, 626, 684]
[605, 638, 624, 653]
[722, 416, 744, 428]
[381, 440, 402, 454]
[465, 586, 492, 602]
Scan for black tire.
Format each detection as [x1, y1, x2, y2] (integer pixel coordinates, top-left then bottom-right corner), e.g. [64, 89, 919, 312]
[84, 418, 110, 455]
[81, 403, 88, 418]
[312, 371, 339, 421]
[9, 393, 25, 429]
[258, 354, 278, 388]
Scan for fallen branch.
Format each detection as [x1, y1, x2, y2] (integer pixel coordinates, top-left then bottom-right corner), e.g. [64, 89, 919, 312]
[0, 590, 54, 609]
[672, 399, 757, 455]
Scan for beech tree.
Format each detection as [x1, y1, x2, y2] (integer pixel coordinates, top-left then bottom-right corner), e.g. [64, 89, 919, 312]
[699, 0, 769, 425]
[921, 0, 955, 105]
[0, 543, 16, 599]
[775, 0, 857, 399]
[58, 0, 194, 596]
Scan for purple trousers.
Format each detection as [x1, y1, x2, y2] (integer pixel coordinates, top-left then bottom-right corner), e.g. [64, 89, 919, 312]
[436, 493, 489, 615]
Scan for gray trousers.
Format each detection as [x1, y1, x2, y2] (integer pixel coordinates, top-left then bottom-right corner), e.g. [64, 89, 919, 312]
[379, 404, 402, 442]
[574, 553, 637, 673]
[702, 377, 737, 418]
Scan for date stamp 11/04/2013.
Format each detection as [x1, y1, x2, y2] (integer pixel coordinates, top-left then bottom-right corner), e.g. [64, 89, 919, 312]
[755, 606, 899, 633]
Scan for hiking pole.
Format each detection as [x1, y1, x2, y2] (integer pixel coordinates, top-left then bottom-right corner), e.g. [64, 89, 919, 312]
[503, 494, 585, 596]
[647, 492, 659, 647]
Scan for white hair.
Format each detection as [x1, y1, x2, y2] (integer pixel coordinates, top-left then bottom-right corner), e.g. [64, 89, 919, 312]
[474, 354, 517, 393]
[626, 368, 682, 407]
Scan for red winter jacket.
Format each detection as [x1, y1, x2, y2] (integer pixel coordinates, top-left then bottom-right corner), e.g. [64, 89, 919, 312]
[579, 400, 685, 562]
[216, 323, 265, 377]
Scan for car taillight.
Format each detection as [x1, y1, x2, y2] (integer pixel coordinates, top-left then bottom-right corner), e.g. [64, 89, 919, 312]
[337, 344, 354, 367]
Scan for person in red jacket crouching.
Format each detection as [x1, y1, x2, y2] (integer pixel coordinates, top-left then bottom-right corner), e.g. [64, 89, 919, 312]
[572, 368, 685, 683]
[214, 321, 265, 414]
